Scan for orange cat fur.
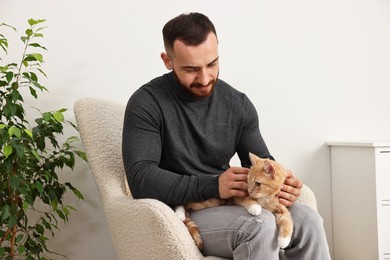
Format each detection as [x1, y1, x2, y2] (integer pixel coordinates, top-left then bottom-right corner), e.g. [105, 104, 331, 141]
[175, 153, 293, 249]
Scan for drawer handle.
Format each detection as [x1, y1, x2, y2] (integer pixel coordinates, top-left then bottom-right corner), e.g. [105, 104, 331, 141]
[381, 200, 390, 206]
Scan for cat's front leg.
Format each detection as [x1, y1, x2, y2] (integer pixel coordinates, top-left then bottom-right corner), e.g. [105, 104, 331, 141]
[248, 203, 262, 216]
[275, 206, 293, 249]
[278, 236, 291, 249]
[235, 197, 262, 216]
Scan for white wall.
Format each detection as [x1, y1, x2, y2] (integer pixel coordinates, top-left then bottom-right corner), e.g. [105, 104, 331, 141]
[2, 1, 390, 259]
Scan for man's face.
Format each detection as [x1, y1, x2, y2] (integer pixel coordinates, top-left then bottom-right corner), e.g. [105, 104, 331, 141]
[161, 32, 219, 98]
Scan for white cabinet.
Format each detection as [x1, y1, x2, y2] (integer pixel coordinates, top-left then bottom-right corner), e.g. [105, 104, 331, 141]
[328, 142, 390, 260]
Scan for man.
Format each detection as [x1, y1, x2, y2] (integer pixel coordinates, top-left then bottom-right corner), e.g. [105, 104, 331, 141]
[122, 12, 330, 259]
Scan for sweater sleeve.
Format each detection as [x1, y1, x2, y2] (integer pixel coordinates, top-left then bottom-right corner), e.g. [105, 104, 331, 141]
[236, 95, 274, 167]
[122, 88, 220, 207]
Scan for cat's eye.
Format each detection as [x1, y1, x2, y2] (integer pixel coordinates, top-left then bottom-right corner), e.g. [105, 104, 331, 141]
[255, 182, 261, 187]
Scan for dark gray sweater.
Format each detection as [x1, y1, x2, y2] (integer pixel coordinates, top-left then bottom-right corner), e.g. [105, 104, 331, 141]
[122, 72, 273, 207]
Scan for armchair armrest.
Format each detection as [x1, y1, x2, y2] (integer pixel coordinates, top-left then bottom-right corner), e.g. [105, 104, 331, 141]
[297, 184, 318, 211]
[103, 196, 205, 260]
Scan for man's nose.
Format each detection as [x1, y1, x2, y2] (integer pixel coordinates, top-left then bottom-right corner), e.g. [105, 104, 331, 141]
[196, 69, 211, 86]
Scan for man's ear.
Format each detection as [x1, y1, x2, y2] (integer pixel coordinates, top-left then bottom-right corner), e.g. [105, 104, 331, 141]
[160, 52, 173, 70]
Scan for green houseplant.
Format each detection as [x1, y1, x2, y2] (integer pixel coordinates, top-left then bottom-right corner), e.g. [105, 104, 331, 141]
[0, 19, 86, 259]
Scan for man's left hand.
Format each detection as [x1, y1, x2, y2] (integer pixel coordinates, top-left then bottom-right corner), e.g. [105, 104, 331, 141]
[278, 170, 303, 207]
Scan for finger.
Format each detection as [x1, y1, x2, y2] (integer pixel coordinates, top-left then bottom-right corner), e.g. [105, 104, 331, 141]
[281, 184, 301, 197]
[286, 178, 303, 188]
[227, 167, 249, 182]
[232, 174, 249, 182]
[230, 189, 248, 197]
[230, 181, 248, 190]
[279, 190, 298, 204]
[278, 197, 293, 207]
[284, 174, 303, 189]
[230, 167, 250, 174]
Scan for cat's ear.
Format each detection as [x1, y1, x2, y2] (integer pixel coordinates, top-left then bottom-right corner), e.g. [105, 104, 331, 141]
[249, 152, 260, 166]
[263, 160, 275, 177]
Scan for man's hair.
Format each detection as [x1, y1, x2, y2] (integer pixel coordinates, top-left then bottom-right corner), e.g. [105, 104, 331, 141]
[162, 12, 217, 55]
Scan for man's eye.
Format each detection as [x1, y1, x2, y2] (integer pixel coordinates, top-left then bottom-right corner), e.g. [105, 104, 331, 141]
[184, 68, 197, 73]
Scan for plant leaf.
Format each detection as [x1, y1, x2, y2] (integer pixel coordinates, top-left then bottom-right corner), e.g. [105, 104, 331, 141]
[8, 126, 22, 137]
[32, 53, 43, 61]
[17, 245, 25, 255]
[33, 33, 44, 38]
[30, 71, 38, 82]
[23, 201, 29, 211]
[4, 145, 12, 157]
[36, 181, 44, 194]
[37, 68, 47, 78]
[35, 224, 44, 235]
[65, 182, 84, 200]
[28, 19, 46, 26]
[29, 42, 48, 51]
[56, 209, 66, 221]
[31, 149, 40, 160]
[53, 111, 64, 122]
[6, 71, 13, 83]
[62, 206, 70, 215]
[29, 86, 38, 98]
[11, 89, 22, 102]
[21, 36, 28, 43]
[24, 129, 33, 138]
[7, 215, 17, 228]
[10, 175, 20, 191]
[1, 204, 11, 221]
[43, 112, 51, 121]
[25, 29, 33, 36]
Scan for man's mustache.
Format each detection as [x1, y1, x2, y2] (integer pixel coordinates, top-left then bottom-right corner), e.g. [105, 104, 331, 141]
[190, 80, 215, 88]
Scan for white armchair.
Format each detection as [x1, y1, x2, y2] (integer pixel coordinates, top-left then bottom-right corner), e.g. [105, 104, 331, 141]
[74, 97, 318, 260]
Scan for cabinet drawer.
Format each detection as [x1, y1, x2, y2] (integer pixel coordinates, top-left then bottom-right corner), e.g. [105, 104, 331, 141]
[376, 150, 390, 201]
[378, 205, 390, 259]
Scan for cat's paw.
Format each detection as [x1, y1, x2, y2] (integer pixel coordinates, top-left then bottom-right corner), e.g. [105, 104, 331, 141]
[175, 205, 186, 221]
[247, 204, 262, 216]
[278, 236, 291, 249]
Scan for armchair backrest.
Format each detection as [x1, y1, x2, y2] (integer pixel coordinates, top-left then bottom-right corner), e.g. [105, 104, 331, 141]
[74, 97, 131, 201]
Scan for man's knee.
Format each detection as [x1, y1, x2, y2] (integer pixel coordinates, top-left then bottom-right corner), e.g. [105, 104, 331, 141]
[290, 202, 325, 238]
[234, 209, 278, 246]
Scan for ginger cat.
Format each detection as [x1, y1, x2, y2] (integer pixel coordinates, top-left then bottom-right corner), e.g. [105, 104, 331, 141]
[175, 153, 293, 250]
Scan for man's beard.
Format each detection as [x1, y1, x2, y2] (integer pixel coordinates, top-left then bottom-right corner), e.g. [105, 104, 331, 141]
[173, 70, 219, 98]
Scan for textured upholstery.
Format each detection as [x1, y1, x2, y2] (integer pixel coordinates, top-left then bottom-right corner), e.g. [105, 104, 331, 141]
[74, 97, 317, 260]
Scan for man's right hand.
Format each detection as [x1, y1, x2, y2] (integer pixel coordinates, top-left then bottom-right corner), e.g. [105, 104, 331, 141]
[218, 167, 249, 199]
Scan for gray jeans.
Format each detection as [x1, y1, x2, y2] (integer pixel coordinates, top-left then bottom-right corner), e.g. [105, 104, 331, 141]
[190, 202, 331, 260]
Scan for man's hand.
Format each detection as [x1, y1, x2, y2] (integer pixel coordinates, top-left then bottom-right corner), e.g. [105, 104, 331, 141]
[219, 167, 249, 199]
[278, 170, 303, 207]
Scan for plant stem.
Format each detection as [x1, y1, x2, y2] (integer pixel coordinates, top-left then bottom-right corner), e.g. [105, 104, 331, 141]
[7, 166, 18, 259]
[10, 225, 16, 259]
[16, 26, 31, 84]
[0, 227, 11, 246]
